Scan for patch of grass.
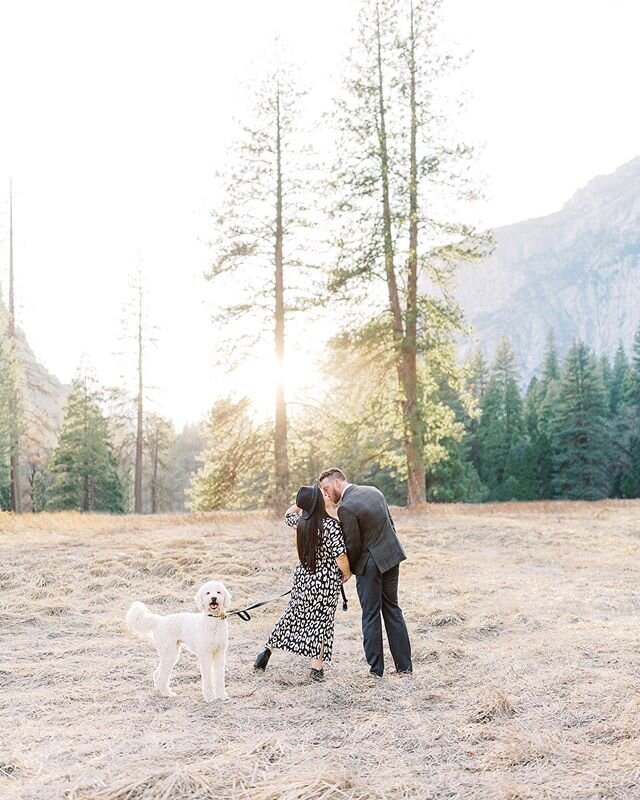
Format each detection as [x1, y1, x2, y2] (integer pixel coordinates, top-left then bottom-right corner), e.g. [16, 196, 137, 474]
[2, 501, 640, 799]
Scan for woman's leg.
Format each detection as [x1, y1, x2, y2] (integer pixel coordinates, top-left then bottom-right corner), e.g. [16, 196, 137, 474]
[310, 643, 324, 671]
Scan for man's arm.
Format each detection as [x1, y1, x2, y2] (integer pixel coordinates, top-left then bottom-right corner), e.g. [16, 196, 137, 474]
[337, 505, 362, 568]
[387, 504, 396, 532]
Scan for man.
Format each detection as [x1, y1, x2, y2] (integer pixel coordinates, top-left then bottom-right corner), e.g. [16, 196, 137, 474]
[318, 468, 412, 678]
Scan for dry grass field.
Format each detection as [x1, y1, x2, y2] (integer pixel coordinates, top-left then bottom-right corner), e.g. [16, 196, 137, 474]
[2, 502, 640, 800]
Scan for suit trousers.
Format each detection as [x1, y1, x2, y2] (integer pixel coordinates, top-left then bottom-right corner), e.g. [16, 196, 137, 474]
[356, 553, 412, 676]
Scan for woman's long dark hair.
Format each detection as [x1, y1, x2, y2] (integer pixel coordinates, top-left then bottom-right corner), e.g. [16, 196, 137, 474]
[297, 489, 325, 572]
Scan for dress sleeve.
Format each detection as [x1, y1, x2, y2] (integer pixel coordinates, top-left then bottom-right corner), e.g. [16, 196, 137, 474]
[284, 510, 301, 528]
[327, 519, 347, 559]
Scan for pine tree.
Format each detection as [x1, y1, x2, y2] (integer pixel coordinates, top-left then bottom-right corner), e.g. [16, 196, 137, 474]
[606, 342, 633, 496]
[467, 350, 490, 404]
[189, 398, 271, 511]
[625, 325, 640, 407]
[330, 0, 488, 505]
[48, 373, 124, 512]
[519, 330, 564, 500]
[618, 326, 640, 496]
[620, 436, 640, 498]
[0, 314, 24, 510]
[525, 376, 540, 438]
[609, 342, 628, 414]
[551, 340, 610, 499]
[206, 52, 316, 512]
[476, 338, 527, 499]
[145, 413, 175, 513]
[0, 336, 12, 507]
[599, 354, 612, 404]
[7, 180, 23, 512]
[167, 424, 205, 511]
[541, 329, 560, 389]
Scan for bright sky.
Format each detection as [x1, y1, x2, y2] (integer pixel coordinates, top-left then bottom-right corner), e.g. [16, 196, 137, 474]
[0, 0, 638, 428]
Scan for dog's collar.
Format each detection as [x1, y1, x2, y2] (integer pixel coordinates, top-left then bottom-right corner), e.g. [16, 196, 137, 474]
[207, 611, 225, 619]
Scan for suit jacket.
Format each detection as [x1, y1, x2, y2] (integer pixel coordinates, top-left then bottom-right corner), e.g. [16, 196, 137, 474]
[337, 484, 406, 575]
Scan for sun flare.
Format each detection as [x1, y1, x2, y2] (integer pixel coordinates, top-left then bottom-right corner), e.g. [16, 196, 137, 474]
[231, 348, 322, 420]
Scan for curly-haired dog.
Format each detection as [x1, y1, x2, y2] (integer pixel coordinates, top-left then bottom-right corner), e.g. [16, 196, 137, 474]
[126, 580, 231, 702]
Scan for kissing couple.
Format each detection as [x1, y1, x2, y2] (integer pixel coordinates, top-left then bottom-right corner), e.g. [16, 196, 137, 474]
[254, 468, 412, 681]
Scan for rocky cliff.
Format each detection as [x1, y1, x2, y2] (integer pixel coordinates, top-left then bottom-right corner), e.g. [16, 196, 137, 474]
[19, 328, 67, 449]
[1, 318, 67, 453]
[457, 156, 640, 378]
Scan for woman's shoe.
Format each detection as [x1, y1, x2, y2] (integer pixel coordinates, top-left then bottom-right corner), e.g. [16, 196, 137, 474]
[310, 667, 325, 682]
[254, 648, 271, 671]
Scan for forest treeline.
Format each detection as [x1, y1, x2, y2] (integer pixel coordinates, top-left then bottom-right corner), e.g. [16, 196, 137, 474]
[3, 325, 638, 513]
[2, 0, 638, 512]
[190, 328, 640, 508]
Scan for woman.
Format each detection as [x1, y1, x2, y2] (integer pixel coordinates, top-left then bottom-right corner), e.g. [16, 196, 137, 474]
[254, 483, 351, 681]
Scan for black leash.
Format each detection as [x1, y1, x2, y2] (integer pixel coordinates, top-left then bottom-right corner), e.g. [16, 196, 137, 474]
[223, 585, 349, 622]
[225, 589, 292, 622]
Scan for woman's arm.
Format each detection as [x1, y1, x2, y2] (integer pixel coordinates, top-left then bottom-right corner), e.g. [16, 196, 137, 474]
[284, 505, 301, 529]
[336, 554, 352, 583]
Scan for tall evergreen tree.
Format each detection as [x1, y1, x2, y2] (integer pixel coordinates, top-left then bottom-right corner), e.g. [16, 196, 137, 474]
[476, 338, 528, 499]
[551, 340, 610, 500]
[133, 274, 145, 513]
[625, 325, 640, 407]
[145, 413, 175, 513]
[0, 313, 24, 510]
[606, 342, 634, 496]
[618, 326, 640, 496]
[206, 53, 317, 512]
[466, 350, 490, 404]
[7, 181, 23, 512]
[620, 436, 640, 498]
[48, 373, 124, 512]
[0, 335, 13, 507]
[331, 0, 487, 505]
[541, 328, 560, 389]
[189, 398, 270, 511]
[167, 423, 205, 511]
[609, 342, 628, 415]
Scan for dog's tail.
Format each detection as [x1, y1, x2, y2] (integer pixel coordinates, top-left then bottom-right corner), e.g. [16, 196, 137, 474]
[125, 601, 160, 636]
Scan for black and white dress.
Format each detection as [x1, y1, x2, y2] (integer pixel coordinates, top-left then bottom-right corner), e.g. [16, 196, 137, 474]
[266, 511, 346, 662]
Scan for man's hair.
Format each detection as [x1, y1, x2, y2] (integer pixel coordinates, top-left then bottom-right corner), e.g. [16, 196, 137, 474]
[318, 468, 347, 484]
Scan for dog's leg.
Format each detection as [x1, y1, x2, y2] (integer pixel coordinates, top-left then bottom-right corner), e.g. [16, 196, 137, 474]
[212, 649, 228, 700]
[198, 653, 216, 702]
[155, 642, 181, 697]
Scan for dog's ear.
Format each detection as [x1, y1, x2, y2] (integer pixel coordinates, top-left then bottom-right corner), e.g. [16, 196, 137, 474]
[194, 586, 204, 611]
[222, 585, 232, 611]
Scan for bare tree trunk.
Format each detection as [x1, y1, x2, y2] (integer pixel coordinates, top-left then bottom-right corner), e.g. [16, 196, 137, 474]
[375, 2, 426, 506]
[151, 429, 158, 514]
[134, 281, 143, 513]
[8, 180, 22, 513]
[273, 83, 289, 512]
[83, 378, 90, 511]
[403, 0, 426, 506]
[375, 7, 405, 356]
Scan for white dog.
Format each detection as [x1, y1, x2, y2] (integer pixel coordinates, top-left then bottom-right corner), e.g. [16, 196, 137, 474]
[125, 580, 231, 702]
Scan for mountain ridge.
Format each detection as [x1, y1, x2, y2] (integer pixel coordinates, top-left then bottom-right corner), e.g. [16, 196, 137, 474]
[457, 156, 640, 378]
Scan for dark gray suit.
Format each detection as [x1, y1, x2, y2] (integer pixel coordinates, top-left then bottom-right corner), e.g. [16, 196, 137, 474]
[338, 484, 412, 676]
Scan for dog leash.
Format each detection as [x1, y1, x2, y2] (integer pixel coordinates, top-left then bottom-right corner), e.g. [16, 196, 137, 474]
[224, 589, 292, 622]
[223, 585, 349, 622]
